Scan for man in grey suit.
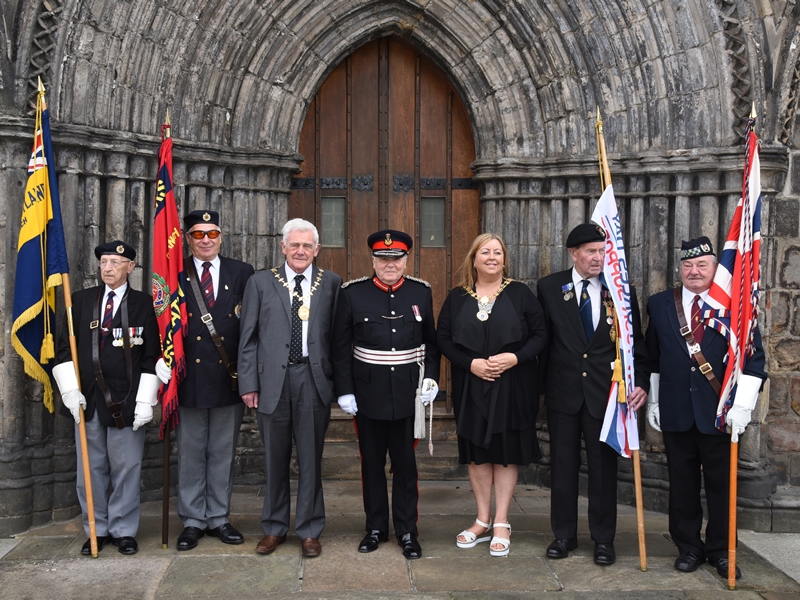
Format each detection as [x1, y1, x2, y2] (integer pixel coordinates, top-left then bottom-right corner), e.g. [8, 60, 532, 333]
[238, 218, 341, 558]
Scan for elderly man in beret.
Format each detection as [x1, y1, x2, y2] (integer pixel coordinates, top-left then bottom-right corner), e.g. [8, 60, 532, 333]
[52, 240, 164, 555]
[537, 223, 649, 566]
[167, 209, 254, 551]
[645, 237, 767, 579]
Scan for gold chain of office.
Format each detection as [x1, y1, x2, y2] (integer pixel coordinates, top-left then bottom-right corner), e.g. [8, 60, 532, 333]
[271, 268, 325, 320]
[463, 278, 512, 321]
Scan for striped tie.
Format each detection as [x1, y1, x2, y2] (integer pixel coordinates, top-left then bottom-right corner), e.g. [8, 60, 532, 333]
[101, 290, 115, 349]
[691, 295, 704, 346]
[201, 261, 215, 308]
[579, 279, 594, 340]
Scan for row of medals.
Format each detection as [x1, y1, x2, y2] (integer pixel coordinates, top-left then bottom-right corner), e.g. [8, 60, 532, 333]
[559, 288, 618, 343]
[111, 327, 145, 347]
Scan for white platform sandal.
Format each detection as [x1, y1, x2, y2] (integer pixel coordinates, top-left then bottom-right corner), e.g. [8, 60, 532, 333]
[489, 522, 511, 557]
[456, 518, 493, 548]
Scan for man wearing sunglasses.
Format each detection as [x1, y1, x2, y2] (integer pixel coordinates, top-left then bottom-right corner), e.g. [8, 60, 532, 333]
[169, 210, 254, 551]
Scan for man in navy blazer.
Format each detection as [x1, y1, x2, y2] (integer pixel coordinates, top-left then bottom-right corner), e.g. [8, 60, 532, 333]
[170, 210, 254, 551]
[537, 223, 649, 566]
[645, 236, 767, 579]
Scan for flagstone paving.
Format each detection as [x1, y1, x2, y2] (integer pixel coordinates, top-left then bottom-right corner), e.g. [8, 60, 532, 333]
[1, 480, 798, 599]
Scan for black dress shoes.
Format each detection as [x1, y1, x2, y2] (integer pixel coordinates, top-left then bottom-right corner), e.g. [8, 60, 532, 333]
[546, 538, 578, 559]
[594, 542, 616, 566]
[358, 530, 389, 553]
[207, 523, 245, 545]
[177, 526, 205, 551]
[708, 557, 742, 579]
[112, 536, 138, 555]
[80, 535, 111, 555]
[397, 533, 422, 559]
[674, 552, 705, 572]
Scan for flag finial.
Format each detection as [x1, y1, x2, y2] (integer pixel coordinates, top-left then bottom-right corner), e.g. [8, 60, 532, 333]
[37, 76, 45, 93]
[750, 102, 757, 119]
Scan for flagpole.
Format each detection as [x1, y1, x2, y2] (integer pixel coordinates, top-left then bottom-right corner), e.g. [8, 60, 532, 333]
[595, 107, 647, 572]
[62, 273, 98, 557]
[161, 109, 172, 551]
[725, 103, 758, 590]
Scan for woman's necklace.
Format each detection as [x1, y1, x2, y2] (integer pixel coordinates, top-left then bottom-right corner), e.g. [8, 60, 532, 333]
[464, 278, 512, 321]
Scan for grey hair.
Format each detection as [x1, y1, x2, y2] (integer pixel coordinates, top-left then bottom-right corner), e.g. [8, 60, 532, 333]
[282, 218, 319, 245]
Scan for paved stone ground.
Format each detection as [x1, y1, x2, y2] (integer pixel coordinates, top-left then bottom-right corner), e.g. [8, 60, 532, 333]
[1, 480, 799, 599]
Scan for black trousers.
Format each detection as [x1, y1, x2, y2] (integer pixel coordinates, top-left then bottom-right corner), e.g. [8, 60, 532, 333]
[662, 425, 732, 561]
[547, 403, 618, 543]
[354, 413, 418, 537]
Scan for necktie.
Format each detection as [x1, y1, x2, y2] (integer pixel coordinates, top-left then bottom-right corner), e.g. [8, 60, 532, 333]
[288, 274, 304, 363]
[101, 290, 115, 349]
[201, 261, 215, 308]
[579, 279, 594, 340]
[691, 295, 704, 346]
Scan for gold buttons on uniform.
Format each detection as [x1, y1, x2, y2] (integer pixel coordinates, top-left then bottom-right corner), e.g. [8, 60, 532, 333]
[197, 336, 202, 341]
[391, 367, 395, 371]
[196, 359, 201, 363]
[583, 353, 588, 358]
[582, 372, 587, 377]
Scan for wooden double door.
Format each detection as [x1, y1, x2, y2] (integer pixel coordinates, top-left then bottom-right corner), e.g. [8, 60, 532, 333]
[289, 36, 480, 316]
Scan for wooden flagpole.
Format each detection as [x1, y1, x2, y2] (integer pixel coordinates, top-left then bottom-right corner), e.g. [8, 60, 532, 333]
[596, 107, 647, 572]
[62, 273, 98, 557]
[726, 102, 758, 590]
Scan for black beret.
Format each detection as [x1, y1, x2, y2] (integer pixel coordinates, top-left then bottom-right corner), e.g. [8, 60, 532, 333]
[566, 223, 606, 248]
[680, 236, 715, 260]
[368, 229, 413, 258]
[95, 240, 136, 261]
[184, 210, 220, 229]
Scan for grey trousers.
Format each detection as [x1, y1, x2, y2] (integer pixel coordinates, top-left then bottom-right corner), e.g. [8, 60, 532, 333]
[257, 363, 330, 539]
[74, 413, 146, 538]
[177, 403, 245, 529]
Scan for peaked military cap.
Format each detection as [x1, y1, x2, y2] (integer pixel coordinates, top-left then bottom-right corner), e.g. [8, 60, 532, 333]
[680, 236, 715, 260]
[566, 223, 606, 248]
[184, 209, 220, 229]
[368, 229, 413, 258]
[94, 240, 136, 261]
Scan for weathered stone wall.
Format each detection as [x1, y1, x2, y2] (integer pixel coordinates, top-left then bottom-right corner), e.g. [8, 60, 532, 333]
[0, 0, 798, 534]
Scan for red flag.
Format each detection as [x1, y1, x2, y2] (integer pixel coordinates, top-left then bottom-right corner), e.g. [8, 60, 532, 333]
[152, 123, 187, 437]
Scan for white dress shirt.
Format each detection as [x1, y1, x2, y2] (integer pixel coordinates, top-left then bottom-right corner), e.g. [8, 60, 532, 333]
[103, 281, 128, 320]
[193, 255, 220, 301]
[571, 268, 601, 329]
[284, 263, 313, 357]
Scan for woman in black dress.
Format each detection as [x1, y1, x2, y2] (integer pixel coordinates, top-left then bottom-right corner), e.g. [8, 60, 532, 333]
[437, 233, 547, 556]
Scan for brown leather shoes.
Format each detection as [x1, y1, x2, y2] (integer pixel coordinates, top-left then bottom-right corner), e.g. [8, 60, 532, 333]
[256, 534, 287, 555]
[301, 537, 322, 558]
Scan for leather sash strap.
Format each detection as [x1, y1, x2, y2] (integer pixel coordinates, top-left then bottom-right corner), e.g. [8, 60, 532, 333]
[186, 259, 238, 391]
[92, 286, 133, 429]
[673, 286, 721, 395]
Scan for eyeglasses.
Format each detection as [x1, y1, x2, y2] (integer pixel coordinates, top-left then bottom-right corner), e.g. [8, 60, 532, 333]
[188, 230, 221, 239]
[99, 259, 131, 268]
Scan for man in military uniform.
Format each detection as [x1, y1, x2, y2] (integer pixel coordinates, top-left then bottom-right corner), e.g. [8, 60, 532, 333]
[332, 230, 440, 559]
[645, 237, 767, 579]
[52, 241, 162, 555]
[167, 210, 254, 551]
[537, 223, 649, 566]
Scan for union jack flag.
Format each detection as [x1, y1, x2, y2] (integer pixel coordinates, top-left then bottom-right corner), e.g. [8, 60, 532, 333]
[702, 117, 762, 431]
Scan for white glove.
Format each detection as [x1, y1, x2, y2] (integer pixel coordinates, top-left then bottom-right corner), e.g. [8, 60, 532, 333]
[53, 362, 87, 424]
[726, 374, 763, 443]
[132, 373, 161, 431]
[337, 394, 358, 416]
[155, 358, 172, 384]
[420, 378, 439, 406]
[647, 373, 661, 432]
[132, 402, 153, 432]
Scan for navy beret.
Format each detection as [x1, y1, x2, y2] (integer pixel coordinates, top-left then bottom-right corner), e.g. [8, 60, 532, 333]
[94, 240, 136, 261]
[566, 223, 606, 248]
[184, 210, 220, 229]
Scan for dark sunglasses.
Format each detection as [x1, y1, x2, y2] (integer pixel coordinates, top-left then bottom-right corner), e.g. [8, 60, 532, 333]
[188, 230, 221, 239]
